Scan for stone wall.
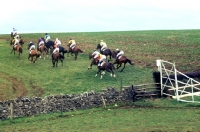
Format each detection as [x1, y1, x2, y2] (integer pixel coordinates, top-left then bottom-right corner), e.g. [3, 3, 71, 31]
[0, 87, 134, 120]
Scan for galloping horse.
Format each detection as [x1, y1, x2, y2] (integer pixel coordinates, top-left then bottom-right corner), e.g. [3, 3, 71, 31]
[112, 51, 134, 72]
[28, 50, 40, 63]
[96, 44, 112, 61]
[10, 44, 23, 59]
[27, 45, 40, 63]
[52, 52, 64, 67]
[37, 41, 48, 60]
[88, 53, 98, 70]
[67, 44, 83, 60]
[95, 60, 116, 79]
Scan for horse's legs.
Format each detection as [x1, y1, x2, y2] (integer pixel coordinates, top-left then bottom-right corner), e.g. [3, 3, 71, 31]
[95, 68, 101, 77]
[120, 63, 126, 72]
[116, 63, 121, 69]
[75, 53, 78, 60]
[52, 59, 55, 67]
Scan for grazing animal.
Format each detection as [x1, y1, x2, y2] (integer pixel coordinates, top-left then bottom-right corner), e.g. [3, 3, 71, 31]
[95, 60, 116, 79]
[88, 53, 98, 70]
[96, 43, 112, 61]
[112, 51, 134, 72]
[52, 52, 64, 67]
[28, 50, 40, 63]
[10, 45, 23, 59]
[67, 45, 83, 60]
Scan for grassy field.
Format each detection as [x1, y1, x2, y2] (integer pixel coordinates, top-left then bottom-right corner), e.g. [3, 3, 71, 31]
[1, 30, 200, 131]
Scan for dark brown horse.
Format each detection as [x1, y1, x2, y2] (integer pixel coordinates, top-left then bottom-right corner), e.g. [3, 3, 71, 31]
[52, 52, 64, 67]
[67, 45, 83, 60]
[112, 51, 134, 72]
[10, 45, 23, 59]
[96, 44, 112, 61]
[88, 53, 98, 70]
[28, 50, 40, 63]
[95, 60, 116, 79]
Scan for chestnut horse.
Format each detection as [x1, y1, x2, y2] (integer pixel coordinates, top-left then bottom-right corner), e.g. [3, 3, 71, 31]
[52, 52, 64, 67]
[67, 45, 83, 60]
[88, 53, 98, 70]
[10, 45, 23, 59]
[112, 51, 134, 72]
[28, 50, 40, 63]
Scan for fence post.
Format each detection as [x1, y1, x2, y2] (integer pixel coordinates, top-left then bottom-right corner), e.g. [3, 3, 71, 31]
[10, 103, 13, 123]
[101, 96, 106, 108]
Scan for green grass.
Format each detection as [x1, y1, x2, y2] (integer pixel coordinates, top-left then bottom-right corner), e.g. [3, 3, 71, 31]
[1, 30, 200, 131]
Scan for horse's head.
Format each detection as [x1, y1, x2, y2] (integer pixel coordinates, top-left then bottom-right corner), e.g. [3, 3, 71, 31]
[112, 51, 117, 58]
[89, 53, 94, 60]
[96, 44, 101, 50]
[19, 39, 24, 45]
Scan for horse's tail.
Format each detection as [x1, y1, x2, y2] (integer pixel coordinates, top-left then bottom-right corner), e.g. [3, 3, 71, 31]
[126, 58, 134, 65]
[37, 54, 41, 58]
[60, 54, 65, 59]
[64, 50, 68, 53]
[79, 49, 83, 53]
[19, 47, 23, 53]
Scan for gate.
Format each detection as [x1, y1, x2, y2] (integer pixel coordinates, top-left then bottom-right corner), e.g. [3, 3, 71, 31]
[156, 59, 200, 103]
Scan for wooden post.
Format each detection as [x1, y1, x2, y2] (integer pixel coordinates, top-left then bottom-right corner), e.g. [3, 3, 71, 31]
[10, 103, 13, 123]
[101, 96, 106, 108]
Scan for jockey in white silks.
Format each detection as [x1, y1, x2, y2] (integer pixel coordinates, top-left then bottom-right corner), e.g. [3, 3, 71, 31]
[55, 38, 61, 47]
[115, 48, 124, 61]
[93, 50, 106, 66]
[29, 42, 36, 54]
[100, 40, 107, 51]
[68, 38, 76, 52]
[12, 28, 17, 36]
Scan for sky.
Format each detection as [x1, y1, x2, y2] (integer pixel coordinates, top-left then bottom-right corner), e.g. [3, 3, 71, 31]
[1, 0, 200, 34]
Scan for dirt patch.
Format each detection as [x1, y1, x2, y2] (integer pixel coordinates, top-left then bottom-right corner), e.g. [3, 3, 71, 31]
[0, 72, 27, 101]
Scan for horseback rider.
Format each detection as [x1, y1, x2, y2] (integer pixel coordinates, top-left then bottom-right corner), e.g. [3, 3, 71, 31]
[100, 40, 107, 51]
[29, 41, 36, 54]
[92, 50, 106, 66]
[44, 33, 51, 43]
[13, 36, 19, 49]
[52, 44, 59, 55]
[54, 38, 61, 48]
[37, 38, 45, 50]
[115, 48, 124, 62]
[68, 38, 76, 52]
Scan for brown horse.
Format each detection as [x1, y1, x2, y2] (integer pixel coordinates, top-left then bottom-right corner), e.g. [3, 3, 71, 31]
[88, 53, 98, 70]
[28, 50, 40, 63]
[67, 45, 83, 60]
[95, 60, 116, 79]
[52, 52, 64, 67]
[10, 45, 23, 59]
[38, 44, 48, 60]
[112, 51, 134, 72]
